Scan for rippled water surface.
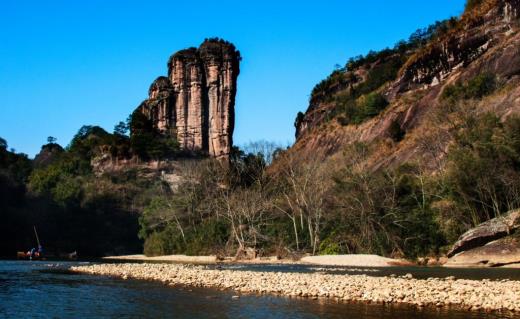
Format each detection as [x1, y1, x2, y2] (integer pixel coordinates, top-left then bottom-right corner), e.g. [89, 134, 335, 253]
[0, 261, 516, 318]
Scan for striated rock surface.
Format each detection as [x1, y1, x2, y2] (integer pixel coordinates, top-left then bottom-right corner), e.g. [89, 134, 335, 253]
[394, 0, 520, 94]
[292, 0, 520, 158]
[447, 210, 520, 257]
[137, 39, 240, 159]
[446, 236, 520, 267]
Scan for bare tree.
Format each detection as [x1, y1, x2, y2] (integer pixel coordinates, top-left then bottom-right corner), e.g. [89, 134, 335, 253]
[275, 151, 330, 255]
[241, 140, 289, 164]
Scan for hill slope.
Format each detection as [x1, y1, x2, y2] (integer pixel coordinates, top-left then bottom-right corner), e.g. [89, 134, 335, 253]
[292, 0, 520, 171]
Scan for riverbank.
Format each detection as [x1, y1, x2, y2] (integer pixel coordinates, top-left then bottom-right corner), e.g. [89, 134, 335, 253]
[102, 255, 218, 264]
[102, 254, 411, 267]
[70, 263, 520, 313]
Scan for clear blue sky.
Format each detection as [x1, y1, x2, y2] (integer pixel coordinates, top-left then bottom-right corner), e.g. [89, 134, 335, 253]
[0, 0, 466, 157]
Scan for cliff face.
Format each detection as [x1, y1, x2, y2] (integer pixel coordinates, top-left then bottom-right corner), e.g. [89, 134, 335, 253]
[138, 39, 240, 159]
[393, 0, 520, 94]
[290, 0, 520, 167]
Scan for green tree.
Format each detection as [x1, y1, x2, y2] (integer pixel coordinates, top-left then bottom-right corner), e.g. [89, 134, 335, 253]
[442, 113, 520, 227]
[114, 121, 129, 136]
[0, 137, 7, 150]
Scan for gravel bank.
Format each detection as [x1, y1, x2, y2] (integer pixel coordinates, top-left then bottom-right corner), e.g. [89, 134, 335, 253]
[301, 254, 408, 267]
[102, 255, 218, 264]
[70, 263, 520, 313]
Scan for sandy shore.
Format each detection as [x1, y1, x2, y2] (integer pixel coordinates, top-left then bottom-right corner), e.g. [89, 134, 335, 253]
[71, 263, 520, 313]
[300, 254, 411, 267]
[103, 254, 410, 267]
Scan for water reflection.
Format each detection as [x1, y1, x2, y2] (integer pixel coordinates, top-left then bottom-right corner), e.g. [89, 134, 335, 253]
[0, 261, 515, 319]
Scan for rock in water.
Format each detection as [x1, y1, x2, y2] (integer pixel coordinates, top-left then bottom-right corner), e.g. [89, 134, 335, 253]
[447, 210, 520, 257]
[137, 38, 240, 159]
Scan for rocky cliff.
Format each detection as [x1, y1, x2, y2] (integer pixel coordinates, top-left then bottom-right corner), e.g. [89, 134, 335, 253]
[291, 0, 520, 167]
[137, 39, 240, 159]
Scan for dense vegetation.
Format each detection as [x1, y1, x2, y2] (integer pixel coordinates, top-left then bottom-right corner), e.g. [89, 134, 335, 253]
[2, 0, 515, 260]
[0, 111, 183, 257]
[441, 73, 497, 101]
[138, 70, 520, 260]
[293, 17, 463, 135]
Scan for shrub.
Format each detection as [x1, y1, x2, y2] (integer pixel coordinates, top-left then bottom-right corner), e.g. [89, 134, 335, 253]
[442, 113, 520, 226]
[442, 73, 496, 101]
[360, 93, 389, 117]
[465, 0, 485, 11]
[389, 120, 406, 142]
[319, 238, 341, 255]
[350, 93, 389, 124]
[143, 232, 171, 256]
[329, 161, 444, 258]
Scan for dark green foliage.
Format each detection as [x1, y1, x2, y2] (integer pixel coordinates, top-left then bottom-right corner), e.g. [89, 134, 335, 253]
[441, 73, 497, 101]
[142, 218, 230, 256]
[389, 120, 406, 142]
[344, 19, 456, 73]
[67, 125, 116, 174]
[128, 110, 180, 160]
[310, 70, 353, 106]
[308, 18, 459, 129]
[0, 137, 7, 150]
[0, 117, 182, 257]
[228, 146, 266, 187]
[337, 93, 389, 125]
[114, 121, 129, 136]
[329, 163, 444, 258]
[311, 18, 458, 104]
[138, 161, 232, 256]
[359, 93, 389, 118]
[294, 111, 305, 136]
[442, 113, 520, 226]
[0, 140, 32, 183]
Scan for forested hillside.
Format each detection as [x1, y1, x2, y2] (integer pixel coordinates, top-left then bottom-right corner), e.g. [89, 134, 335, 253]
[3, 0, 520, 261]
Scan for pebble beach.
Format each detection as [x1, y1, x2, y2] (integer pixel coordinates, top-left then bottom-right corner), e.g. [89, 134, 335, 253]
[70, 263, 520, 313]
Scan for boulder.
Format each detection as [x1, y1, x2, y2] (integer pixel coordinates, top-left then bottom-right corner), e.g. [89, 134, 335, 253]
[447, 210, 520, 257]
[445, 236, 520, 267]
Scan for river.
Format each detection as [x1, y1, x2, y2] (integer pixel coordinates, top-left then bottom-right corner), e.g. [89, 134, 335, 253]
[0, 260, 516, 318]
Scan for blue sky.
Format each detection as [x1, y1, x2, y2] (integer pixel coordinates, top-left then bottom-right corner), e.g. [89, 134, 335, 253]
[0, 0, 466, 157]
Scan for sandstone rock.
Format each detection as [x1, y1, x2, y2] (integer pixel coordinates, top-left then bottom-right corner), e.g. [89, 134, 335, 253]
[137, 39, 240, 159]
[447, 209, 520, 257]
[289, 0, 520, 166]
[395, 0, 520, 93]
[446, 236, 520, 267]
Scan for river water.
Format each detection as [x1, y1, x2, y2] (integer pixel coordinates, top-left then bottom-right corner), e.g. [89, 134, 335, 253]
[0, 260, 516, 318]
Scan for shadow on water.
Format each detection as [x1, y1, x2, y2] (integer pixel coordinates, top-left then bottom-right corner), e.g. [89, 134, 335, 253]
[103, 258, 520, 281]
[210, 263, 520, 281]
[0, 260, 517, 319]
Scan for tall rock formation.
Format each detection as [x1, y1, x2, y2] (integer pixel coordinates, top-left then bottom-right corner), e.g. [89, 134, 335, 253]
[137, 39, 240, 159]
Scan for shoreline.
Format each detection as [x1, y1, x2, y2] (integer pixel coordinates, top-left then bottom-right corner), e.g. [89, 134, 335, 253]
[102, 254, 413, 267]
[101, 254, 520, 268]
[70, 263, 520, 313]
